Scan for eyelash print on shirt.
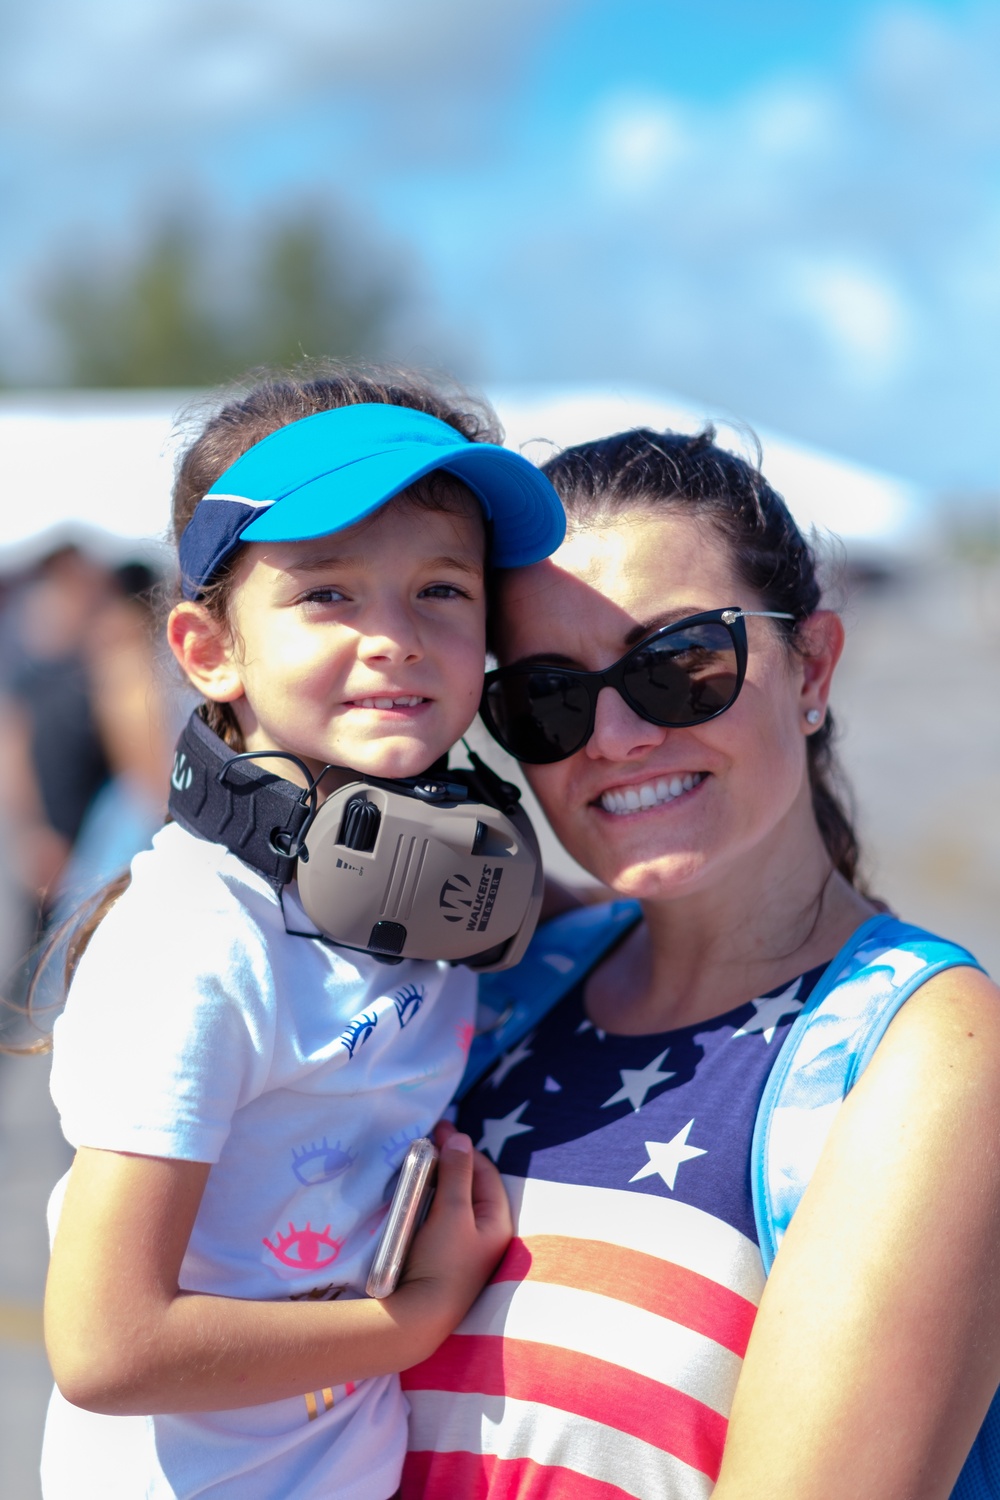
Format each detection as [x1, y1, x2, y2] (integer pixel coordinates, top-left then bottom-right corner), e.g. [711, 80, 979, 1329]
[340, 1010, 378, 1058]
[393, 983, 425, 1029]
[291, 1138, 358, 1185]
[382, 1125, 423, 1170]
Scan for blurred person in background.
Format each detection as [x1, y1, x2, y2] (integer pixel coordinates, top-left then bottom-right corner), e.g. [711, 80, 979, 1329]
[0, 545, 172, 945]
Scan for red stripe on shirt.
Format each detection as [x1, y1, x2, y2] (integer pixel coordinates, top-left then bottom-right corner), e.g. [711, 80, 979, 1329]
[402, 1448, 643, 1500]
[402, 1335, 726, 1479]
[494, 1235, 756, 1358]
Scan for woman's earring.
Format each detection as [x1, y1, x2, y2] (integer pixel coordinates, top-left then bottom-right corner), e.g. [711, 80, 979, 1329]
[805, 708, 821, 726]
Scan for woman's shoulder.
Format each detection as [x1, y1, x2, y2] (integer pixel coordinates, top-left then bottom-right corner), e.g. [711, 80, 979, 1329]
[869, 960, 1000, 1078]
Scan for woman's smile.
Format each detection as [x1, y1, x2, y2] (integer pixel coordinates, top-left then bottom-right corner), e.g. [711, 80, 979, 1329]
[596, 770, 708, 816]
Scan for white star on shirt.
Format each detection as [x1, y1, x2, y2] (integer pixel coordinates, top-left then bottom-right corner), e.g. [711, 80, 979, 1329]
[489, 1032, 535, 1087]
[629, 1120, 707, 1190]
[477, 1102, 533, 1163]
[601, 1047, 675, 1112]
[731, 980, 803, 1044]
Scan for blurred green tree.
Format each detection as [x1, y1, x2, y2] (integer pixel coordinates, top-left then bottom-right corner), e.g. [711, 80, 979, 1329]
[41, 208, 400, 387]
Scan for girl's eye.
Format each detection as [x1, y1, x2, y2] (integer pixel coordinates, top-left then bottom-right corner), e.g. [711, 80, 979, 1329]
[301, 587, 347, 606]
[420, 583, 470, 600]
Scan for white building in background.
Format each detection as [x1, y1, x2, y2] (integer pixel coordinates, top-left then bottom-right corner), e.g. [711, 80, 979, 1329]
[0, 385, 926, 569]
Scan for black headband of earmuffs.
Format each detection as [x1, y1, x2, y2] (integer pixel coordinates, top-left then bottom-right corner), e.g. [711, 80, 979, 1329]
[167, 711, 313, 888]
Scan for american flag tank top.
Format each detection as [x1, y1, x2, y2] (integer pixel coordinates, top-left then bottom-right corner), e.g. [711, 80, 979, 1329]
[401, 963, 825, 1500]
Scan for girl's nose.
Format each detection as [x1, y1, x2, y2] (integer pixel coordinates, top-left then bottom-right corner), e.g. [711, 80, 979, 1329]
[584, 685, 668, 762]
[356, 604, 423, 665]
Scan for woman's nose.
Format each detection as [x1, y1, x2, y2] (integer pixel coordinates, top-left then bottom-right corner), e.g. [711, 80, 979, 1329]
[585, 685, 668, 761]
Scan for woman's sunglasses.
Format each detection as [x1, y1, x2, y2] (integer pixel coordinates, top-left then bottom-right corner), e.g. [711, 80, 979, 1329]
[480, 607, 794, 765]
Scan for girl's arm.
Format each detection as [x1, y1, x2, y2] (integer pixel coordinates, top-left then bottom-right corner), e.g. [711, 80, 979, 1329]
[714, 965, 1000, 1500]
[45, 1130, 510, 1415]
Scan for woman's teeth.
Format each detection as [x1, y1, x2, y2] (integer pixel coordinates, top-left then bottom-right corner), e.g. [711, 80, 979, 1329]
[600, 772, 704, 815]
[354, 696, 425, 709]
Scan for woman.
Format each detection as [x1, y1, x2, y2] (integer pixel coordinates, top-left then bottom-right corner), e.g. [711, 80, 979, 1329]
[402, 428, 1000, 1499]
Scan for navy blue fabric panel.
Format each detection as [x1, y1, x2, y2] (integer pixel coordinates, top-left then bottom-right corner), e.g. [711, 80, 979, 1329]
[458, 964, 826, 1245]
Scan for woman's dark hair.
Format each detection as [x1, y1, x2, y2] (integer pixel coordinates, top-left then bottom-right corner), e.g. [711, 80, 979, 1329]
[540, 425, 863, 889]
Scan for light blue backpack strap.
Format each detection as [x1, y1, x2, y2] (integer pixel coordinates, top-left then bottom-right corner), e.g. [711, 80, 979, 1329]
[457, 899, 642, 1098]
[751, 912, 983, 1274]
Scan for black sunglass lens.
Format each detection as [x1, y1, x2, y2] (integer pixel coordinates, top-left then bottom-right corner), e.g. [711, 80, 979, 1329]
[484, 671, 592, 763]
[623, 623, 739, 725]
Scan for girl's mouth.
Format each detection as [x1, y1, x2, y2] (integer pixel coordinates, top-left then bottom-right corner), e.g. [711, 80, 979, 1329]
[598, 772, 707, 815]
[349, 695, 428, 710]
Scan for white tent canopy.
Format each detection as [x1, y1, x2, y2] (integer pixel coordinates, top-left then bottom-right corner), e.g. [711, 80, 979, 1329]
[494, 386, 924, 551]
[0, 385, 925, 570]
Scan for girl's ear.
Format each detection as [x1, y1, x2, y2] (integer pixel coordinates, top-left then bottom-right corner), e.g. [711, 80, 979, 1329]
[795, 610, 844, 730]
[167, 603, 245, 704]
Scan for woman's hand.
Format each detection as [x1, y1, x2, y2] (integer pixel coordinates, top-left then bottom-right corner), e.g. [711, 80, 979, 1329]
[388, 1123, 512, 1354]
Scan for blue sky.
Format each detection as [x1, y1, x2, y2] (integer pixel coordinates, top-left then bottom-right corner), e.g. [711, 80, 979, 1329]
[1, 0, 998, 490]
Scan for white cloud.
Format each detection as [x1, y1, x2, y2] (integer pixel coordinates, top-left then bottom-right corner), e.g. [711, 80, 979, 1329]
[785, 258, 913, 387]
[0, 0, 569, 132]
[740, 83, 840, 158]
[861, 4, 1000, 145]
[593, 96, 690, 194]
[465, 4, 1000, 483]
[1, 0, 999, 487]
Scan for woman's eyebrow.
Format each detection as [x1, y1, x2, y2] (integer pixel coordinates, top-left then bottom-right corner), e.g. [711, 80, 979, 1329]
[621, 607, 704, 646]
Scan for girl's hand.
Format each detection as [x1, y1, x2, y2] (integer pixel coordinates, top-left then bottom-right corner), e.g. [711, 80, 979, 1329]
[387, 1122, 511, 1355]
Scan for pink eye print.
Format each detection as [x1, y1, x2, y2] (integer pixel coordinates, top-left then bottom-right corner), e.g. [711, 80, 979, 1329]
[291, 1138, 358, 1186]
[263, 1222, 346, 1271]
[393, 983, 425, 1029]
[340, 1010, 378, 1059]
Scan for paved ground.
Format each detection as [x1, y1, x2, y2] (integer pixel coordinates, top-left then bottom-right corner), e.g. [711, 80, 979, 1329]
[1, 553, 997, 1496]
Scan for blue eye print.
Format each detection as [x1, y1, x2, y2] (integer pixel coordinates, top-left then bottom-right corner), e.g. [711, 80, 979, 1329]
[393, 983, 425, 1029]
[382, 1126, 423, 1170]
[340, 1010, 378, 1059]
[292, 1138, 358, 1186]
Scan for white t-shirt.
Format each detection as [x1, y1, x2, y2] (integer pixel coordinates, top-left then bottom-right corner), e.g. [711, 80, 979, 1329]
[42, 821, 477, 1500]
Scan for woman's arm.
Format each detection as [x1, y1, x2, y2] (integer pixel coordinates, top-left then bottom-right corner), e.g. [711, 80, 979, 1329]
[715, 965, 1000, 1500]
[45, 1130, 510, 1415]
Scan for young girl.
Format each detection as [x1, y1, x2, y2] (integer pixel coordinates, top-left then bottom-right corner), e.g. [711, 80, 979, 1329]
[40, 368, 566, 1500]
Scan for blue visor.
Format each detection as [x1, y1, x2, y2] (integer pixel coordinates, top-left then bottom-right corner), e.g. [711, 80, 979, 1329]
[178, 403, 566, 599]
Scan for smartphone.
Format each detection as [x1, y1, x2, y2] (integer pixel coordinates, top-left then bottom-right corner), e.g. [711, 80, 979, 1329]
[365, 1137, 439, 1299]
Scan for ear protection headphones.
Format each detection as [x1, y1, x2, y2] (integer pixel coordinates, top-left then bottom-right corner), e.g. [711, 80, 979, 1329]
[167, 712, 542, 971]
